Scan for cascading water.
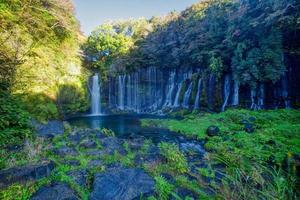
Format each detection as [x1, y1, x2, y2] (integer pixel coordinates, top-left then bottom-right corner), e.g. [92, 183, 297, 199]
[221, 75, 231, 112]
[91, 73, 102, 115]
[164, 71, 176, 107]
[118, 75, 126, 110]
[257, 83, 265, 110]
[194, 78, 202, 110]
[182, 82, 193, 108]
[281, 72, 291, 108]
[232, 80, 239, 106]
[173, 82, 183, 107]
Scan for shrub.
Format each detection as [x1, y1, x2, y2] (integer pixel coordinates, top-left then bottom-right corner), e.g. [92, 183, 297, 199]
[158, 142, 188, 174]
[0, 92, 32, 147]
[154, 176, 174, 200]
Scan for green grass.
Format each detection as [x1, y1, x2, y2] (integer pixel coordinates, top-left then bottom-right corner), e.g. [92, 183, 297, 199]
[142, 109, 300, 199]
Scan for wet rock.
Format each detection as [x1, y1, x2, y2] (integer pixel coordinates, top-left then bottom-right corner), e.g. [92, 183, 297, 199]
[106, 162, 124, 171]
[134, 153, 164, 166]
[62, 159, 81, 167]
[88, 160, 103, 168]
[30, 182, 78, 200]
[85, 149, 103, 157]
[249, 116, 256, 122]
[126, 137, 145, 151]
[206, 126, 220, 137]
[68, 133, 83, 145]
[100, 137, 125, 155]
[54, 146, 78, 157]
[0, 161, 54, 189]
[80, 139, 97, 149]
[33, 120, 64, 138]
[67, 169, 88, 187]
[90, 169, 155, 200]
[244, 123, 255, 133]
[174, 187, 197, 200]
[180, 141, 206, 156]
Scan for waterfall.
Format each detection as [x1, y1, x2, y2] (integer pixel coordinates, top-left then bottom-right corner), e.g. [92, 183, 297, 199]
[232, 80, 239, 106]
[250, 88, 257, 110]
[194, 78, 202, 110]
[281, 72, 291, 108]
[182, 82, 193, 108]
[173, 81, 183, 107]
[221, 75, 231, 112]
[257, 83, 265, 110]
[91, 73, 101, 115]
[126, 75, 132, 110]
[164, 71, 176, 107]
[118, 75, 126, 110]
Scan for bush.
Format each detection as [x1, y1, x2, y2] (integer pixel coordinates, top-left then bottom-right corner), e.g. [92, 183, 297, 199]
[158, 142, 188, 174]
[0, 92, 32, 147]
[154, 176, 174, 200]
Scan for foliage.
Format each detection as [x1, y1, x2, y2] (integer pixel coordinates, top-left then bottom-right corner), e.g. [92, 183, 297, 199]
[0, 91, 31, 148]
[154, 176, 174, 200]
[0, 0, 88, 121]
[158, 142, 188, 174]
[101, 128, 115, 137]
[84, 0, 299, 90]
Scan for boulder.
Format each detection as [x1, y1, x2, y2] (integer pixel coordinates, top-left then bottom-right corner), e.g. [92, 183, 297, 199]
[244, 123, 255, 133]
[33, 120, 64, 138]
[100, 137, 126, 155]
[206, 126, 220, 137]
[90, 169, 155, 200]
[0, 161, 54, 189]
[30, 182, 78, 200]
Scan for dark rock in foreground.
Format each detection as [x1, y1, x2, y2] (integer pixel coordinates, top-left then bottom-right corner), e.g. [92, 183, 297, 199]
[206, 126, 220, 137]
[30, 182, 78, 200]
[33, 120, 64, 138]
[0, 161, 54, 189]
[89, 168, 155, 200]
[100, 137, 126, 155]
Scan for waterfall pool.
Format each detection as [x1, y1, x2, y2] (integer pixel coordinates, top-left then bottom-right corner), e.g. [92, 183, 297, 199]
[67, 114, 188, 144]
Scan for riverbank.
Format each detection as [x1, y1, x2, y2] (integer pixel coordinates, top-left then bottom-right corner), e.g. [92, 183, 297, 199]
[142, 109, 300, 199]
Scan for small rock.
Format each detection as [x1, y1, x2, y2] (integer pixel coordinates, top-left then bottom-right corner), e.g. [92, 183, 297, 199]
[90, 169, 155, 200]
[62, 159, 81, 167]
[85, 149, 103, 156]
[33, 120, 64, 138]
[88, 160, 103, 168]
[244, 123, 255, 133]
[0, 161, 54, 189]
[80, 139, 97, 149]
[67, 169, 88, 187]
[54, 146, 78, 157]
[206, 126, 220, 137]
[249, 117, 256, 122]
[174, 187, 197, 200]
[30, 182, 78, 200]
[68, 133, 83, 145]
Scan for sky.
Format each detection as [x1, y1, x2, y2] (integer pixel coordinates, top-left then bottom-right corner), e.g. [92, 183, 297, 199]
[73, 0, 199, 35]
